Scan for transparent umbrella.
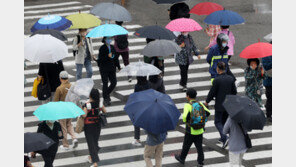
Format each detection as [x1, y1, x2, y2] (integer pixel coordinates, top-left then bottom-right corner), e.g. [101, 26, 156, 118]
[118, 61, 162, 76]
[73, 78, 94, 99]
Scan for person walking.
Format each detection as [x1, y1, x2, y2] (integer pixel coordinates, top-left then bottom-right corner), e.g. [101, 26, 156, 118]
[53, 71, 78, 151]
[114, 21, 132, 82]
[96, 37, 117, 106]
[205, 62, 237, 148]
[38, 60, 64, 104]
[82, 89, 107, 167]
[223, 117, 248, 167]
[244, 58, 267, 107]
[175, 32, 201, 91]
[204, 24, 221, 52]
[262, 55, 272, 122]
[149, 74, 165, 94]
[175, 88, 210, 167]
[31, 120, 63, 167]
[72, 28, 95, 80]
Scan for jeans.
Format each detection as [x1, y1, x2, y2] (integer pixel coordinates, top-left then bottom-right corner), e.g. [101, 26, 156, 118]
[76, 59, 93, 80]
[215, 110, 229, 142]
[144, 142, 164, 167]
[100, 70, 117, 100]
[265, 86, 272, 118]
[179, 64, 189, 86]
[180, 133, 204, 164]
[84, 123, 101, 163]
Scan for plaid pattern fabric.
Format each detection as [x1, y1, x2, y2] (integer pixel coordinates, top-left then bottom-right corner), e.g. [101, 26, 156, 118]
[206, 25, 221, 47]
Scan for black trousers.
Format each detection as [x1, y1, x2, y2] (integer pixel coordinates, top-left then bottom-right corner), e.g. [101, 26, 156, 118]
[180, 133, 204, 164]
[84, 123, 102, 163]
[134, 126, 140, 140]
[41, 143, 58, 167]
[265, 86, 272, 118]
[100, 70, 117, 100]
[179, 64, 189, 86]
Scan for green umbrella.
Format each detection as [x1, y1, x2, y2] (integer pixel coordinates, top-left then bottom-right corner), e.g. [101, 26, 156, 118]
[66, 12, 101, 29]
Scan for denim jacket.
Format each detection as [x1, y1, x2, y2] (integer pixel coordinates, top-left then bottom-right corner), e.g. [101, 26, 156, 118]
[145, 131, 167, 146]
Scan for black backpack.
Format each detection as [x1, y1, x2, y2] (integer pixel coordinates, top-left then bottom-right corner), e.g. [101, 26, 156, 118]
[116, 35, 129, 50]
[37, 68, 51, 101]
[73, 35, 81, 57]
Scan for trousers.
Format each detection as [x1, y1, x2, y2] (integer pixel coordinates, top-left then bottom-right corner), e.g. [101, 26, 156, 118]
[84, 123, 101, 163]
[59, 119, 76, 147]
[144, 142, 164, 167]
[265, 86, 272, 118]
[180, 133, 204, 164]
[179, 64, 189, 86]
[215, 110, 229, 142]
[100, 70, 117, 100]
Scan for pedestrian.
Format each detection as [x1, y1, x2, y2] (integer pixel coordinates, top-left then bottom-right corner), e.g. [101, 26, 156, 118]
[24, 155, 33, 167]
[175, 32, 201, 91]
[175, 88, 210, 167]
[53, 71, 78, 151]
[114, 21, 132, 82]
[204, 24, 221, 52]
[223, 117, 248, 167]
[206, 33, 235, 84]
[81, 88, 107, 167]
[149, 74, 165, 94]
[132, 76, 151, 146]
[144, 130, 167, 167]
[205, 62, 237, 148]
[31, 120, 63, 167]
[168, 2, 190, 21]
[244, 58, 267, 107]
[38, 60, 64, 104]
[72, 28, 95, 81]
[144, 38, 156, 64]
[96, 37, 117, 106]
[262, 54, 272, 123]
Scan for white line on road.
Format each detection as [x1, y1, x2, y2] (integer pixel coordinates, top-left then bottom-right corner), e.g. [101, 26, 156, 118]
[24, 1, 81, 10]
[24, 5, 92, 14]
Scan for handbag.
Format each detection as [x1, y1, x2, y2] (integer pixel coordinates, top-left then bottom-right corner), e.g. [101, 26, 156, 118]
[37, 67, 51, 101]
[31, 77, 42, 98]
[75, 116, 85, 133]
[238, 123, 252, 149]
[99, 113, 107, 127]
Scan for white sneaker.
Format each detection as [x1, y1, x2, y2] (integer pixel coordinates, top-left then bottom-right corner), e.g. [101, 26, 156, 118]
[85, 156, 92, 163]
[131, 140, 142, 146]
[72, 139, 78, 148]
[59, 145, 70, 151]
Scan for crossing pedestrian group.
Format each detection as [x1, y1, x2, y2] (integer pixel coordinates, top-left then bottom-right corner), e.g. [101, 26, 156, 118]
[24, 0, 272, 167]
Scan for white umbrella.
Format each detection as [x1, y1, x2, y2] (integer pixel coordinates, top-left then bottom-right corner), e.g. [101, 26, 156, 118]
[118, 61, 162, 76]
[24, 34, 68, 63]
[74, 78, 94, 98]
[264, 33, 272, 42]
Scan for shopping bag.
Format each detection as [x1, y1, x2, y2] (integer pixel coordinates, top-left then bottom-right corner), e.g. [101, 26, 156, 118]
[31, 77, 42, 98]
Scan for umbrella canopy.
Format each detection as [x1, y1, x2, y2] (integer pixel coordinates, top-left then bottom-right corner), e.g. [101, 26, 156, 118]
[86, 23, 128, 38]
[134, 25, 176, 40]
[166, 18, 202, 32]
[124, 89, 181, 134]
[118, 61, 162, 76]
[90, 2, 132, 22]
[264, 33, 272, 42]
[190, 2, 223, 16]
[66, 12, 101, 29]
[24, 34, 68, 63]
[30, 14, 72, 33]
[25, 132, 55, 153]
[65, 84, 81, 106]
[33, 102, 85, 121]
[239, 42, 272, 59]
[152, 0, 186, 4]
[142, 39, 181, 57]
[204, 9, 245, 25]
[223, 95, 266, 131]
[31, 29, 67, 41]
[74, 78, 94, 98]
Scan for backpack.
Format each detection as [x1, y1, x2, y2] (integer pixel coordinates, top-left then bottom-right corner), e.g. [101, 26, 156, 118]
[189, 102, 208, 130]
[116, 35, 129, 50]
[73, 35, 81, 57]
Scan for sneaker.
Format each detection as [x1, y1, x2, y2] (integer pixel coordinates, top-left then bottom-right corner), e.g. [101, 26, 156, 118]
[222, 138, 229, 149]
[174, 154, 185, 165]
[90, 165, 98, 167]
[131, 140, 142, 146]
[59, 145, 70, 151]
[197, 163, 204, 167]
[72, 139, 78, 148]
[103, 100, 111, 106]
[217, 138, 223, 144]
[128, 76, 132, 82]
[85, 156, 92, 163]
[182, 86, 187, 92]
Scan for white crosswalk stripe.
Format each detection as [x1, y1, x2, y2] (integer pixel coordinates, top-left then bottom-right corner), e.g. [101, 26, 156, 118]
[24, 2, 272, 167]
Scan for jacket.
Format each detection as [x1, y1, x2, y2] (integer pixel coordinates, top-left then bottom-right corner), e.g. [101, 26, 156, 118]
[206, 73, 237, 111]
[114, 34, 129, 52]
[134, 82, 151, 92]
[53, 81, 71, 102]
[206, 44, 229, 78]
[175, 34, 199, 65]
[96, 44, 117, 72]
[38, 61, 64, 92]
[72, 35, 94, 64]
[145, 130, 167, 146]
[262, 56, 272, 87]
[210, 29, 235, 56]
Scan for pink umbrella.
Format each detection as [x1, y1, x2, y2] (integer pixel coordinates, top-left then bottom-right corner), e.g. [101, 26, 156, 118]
[165, 18, 202, 32]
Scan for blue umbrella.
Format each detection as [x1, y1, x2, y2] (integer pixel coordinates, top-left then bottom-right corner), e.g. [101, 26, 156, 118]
[86, 23, 128, 38]
[204, 10, 245, 25]
[124, 89, 181, 134]
[31, 14, 72, 33]
[33, 102, 85, 121]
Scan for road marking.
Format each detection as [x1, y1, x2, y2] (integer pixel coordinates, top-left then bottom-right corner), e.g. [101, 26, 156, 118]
[24, 1, 81, 10]
[25, 5, 92, 14]
[24, 10, 90, 20]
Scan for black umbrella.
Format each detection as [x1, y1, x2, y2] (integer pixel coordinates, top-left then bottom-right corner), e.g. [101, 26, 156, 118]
[24, 132, 55, 153]
[222, 95, 266, 131]
[31, 29, 67, 41]
[152, 0, 186, 4]
[134, 25, 176, 40]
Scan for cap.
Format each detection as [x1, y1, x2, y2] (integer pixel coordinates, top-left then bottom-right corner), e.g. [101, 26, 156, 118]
[59, 71, 69, 79]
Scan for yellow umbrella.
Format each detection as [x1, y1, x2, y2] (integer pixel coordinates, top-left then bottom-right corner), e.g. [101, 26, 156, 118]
[66, 11, 101, 29]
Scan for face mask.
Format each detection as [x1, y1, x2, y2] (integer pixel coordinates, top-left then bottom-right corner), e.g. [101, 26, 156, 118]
[48, 120, 55, 124]
[182, 32, 189, 36]
[222, 42, 227, 48]
[106, 38, 112, 44]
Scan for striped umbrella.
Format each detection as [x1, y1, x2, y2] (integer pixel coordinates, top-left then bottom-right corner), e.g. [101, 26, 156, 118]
[30, 14, 72, 33]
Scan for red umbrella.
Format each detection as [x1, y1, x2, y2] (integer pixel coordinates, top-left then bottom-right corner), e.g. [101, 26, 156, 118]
[239, 42, 272, 59]
[190, 2, 223, 16]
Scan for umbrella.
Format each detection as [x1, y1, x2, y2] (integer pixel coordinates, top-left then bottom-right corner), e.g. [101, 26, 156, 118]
[223, 95, 266, 131]
[73, 78, 94, 99]
[190, 2, 223, 16]
[65, 84, 81, 106]
[31, 29, 67, 41]
[25, 132, 55, 153]
[66, 12, 101, 29]
[165, 18, 202, 32]
[124, 89, 181, 134]
[134, 25, 176, 40]
[33, 102, 85, 121]
[86, 23, 128, 38]
[30, 14, 72, 33]
[118, 61, 162, 76]
[204, 9, 245, 25]
[142, 39, 181, 57]
[24, 34, 68, 63]
[264, 33, 272, 42]
[239, 42, 272, 59]
[152, 0, 186, 4]
[90, 2, 132, 22]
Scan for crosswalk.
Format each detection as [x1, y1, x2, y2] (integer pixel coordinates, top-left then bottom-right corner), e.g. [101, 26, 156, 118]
[24, 1, 272, 167]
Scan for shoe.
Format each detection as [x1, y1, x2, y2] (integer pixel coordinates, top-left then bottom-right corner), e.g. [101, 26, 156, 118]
[182, 86, 187, 92]
[103, 100, 111, 106]
[107, 96, 111, 102]
[217, 138, 223, 144]
[72, 139, 78, 148]
[131, 140, 142, 146]
[197, 163, 204, 167]
[59, 145, 70, 151]
[222, 138, 229, 149]
[174, 154, 185, 165]
[85, 156, 92, 163]
[90, 164, 98, 167]
[128, 76, 132, 82]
